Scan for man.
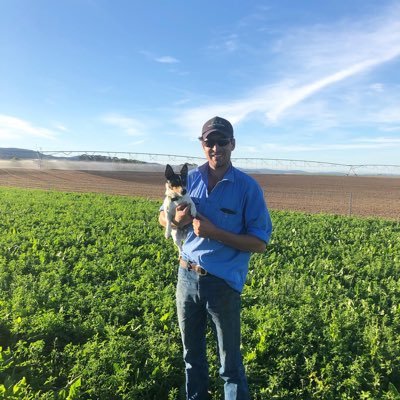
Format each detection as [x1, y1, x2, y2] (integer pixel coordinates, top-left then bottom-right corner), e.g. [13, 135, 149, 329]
[159, 116, 272, 400]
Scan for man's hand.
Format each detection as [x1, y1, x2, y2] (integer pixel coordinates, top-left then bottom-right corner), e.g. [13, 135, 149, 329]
[173, 203, 194, 228]
[192, 212, 266, 253]
[192, 213, 217, 238]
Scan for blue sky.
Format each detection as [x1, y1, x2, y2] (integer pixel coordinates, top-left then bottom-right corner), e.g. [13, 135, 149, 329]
[1, 0, 400, 165]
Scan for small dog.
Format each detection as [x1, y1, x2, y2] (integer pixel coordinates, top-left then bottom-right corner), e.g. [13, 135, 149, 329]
[163, 163, 197, 255]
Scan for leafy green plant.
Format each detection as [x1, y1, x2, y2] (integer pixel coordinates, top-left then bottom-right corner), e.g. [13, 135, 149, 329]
[0, 188, 399, 399]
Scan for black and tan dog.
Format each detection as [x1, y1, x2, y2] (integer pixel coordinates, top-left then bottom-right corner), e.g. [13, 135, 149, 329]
[163, 163, 197, 255]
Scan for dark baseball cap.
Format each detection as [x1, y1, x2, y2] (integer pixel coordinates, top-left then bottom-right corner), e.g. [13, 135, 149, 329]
[201, 116, 234, 140]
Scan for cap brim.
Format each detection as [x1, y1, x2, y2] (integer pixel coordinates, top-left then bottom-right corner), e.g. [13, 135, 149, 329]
[202, 129, 232, 139]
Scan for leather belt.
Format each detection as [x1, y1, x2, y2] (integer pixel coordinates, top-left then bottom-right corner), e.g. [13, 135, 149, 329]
[179, 258, 207, 276]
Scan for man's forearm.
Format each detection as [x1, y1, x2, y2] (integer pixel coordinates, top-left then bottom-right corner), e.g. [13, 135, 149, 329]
[208, 227, 266, 253]
[158, 211, 192, 229]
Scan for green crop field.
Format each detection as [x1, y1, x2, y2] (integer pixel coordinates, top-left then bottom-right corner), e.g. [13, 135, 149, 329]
[0, 187, 399, 399]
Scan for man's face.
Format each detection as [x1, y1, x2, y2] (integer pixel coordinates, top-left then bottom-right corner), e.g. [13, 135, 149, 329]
[201, 133, 235, 170]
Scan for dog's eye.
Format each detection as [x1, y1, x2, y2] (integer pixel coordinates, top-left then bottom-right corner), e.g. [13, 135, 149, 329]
[170, 179, 180, 186]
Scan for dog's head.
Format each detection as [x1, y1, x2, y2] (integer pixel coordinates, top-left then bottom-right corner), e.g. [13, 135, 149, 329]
[165, 164, 188, 199]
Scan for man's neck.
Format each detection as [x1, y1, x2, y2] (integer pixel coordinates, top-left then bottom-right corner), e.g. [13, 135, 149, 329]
[207, 163, 231, 192]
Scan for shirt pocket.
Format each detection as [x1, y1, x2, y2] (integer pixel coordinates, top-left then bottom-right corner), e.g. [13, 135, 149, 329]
[216, 207, 243, 233]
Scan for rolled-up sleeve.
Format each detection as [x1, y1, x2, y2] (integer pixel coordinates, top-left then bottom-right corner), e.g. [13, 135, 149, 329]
[244, 183, 272, 244]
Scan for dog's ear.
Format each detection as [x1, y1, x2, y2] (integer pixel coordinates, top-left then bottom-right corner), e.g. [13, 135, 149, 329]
[165, 164, 175, 180]
[180, 163, 188, 177]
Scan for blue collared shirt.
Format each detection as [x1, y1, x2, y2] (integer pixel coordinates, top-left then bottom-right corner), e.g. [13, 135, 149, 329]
[181, 162, 272, 292]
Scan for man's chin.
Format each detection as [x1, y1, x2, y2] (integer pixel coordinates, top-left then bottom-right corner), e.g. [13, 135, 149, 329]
[210, 160, 226, 169]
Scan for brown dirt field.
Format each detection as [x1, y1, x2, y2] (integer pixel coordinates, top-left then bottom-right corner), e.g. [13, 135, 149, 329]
[1, 168, 399, 220]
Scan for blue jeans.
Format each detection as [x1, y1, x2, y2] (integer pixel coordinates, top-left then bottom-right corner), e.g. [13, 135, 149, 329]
[176, 266, 249, 400]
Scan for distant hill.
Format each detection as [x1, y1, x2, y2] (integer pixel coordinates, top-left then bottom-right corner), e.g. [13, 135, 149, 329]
[0, 147, 148, 164]
[0, 148, 55, 160]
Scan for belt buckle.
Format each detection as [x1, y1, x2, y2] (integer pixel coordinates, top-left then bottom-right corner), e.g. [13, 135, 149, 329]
[198, 267, 207, 276]
[188, 261, 207, 276]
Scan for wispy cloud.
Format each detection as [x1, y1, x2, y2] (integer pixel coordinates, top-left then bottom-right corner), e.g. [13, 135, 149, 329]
[257, 137, 400, 153]
[380, 125, 400, 132]
[266, 55, 400, 122]
[101, 113, 145, 136]
[128, 139, 146, 146]
[0, 114, 57, 140]
[355, 136, 400, 144]
[210, 33, 239, 53]
[177, 3, 400, 132]
[140, 51, 180, 64]
[154, 55, 179, 64]
[370, 106, 400, 124]
[54, 123, 69, 132]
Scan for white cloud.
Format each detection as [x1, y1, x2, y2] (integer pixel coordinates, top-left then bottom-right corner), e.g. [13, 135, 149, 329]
[266, 55, 400, 122]
[173, 98, 191, 106]
[140, 51, 179, 64]
[54, 124, 69, 132]
[237, 145, 259, 154]
[208, 33, 239, 53]
[177, 3, 400, 132]
[369, 83, 385, 93]
[154, 56, 179, 64]
[0, 114, 57, 140]
[101, 113, 145, 136]
[355, 136, 400, 144]
[371, 106, 400, 124]
[218, 34, 239, 53]
[257, 137, 400, 154]
[128, 139, 146, 146]
[380, 125, 400, 132]
[265, 6, 400, 120]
